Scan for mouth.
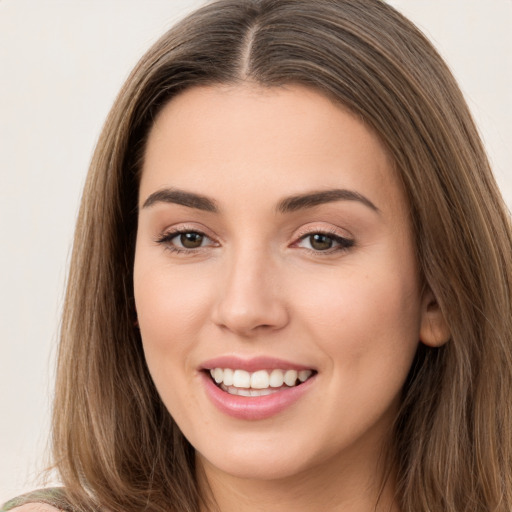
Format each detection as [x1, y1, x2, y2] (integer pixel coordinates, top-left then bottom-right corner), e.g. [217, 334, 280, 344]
[206, 367, 316, 397]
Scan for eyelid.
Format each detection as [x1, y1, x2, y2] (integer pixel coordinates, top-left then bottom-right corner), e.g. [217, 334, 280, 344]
[292, 223, 353, 241]
[291, 224, 355, 253]
[155, 222, 217, 239]
[154, 223, 220, 253]
[153, 222, 354, 255]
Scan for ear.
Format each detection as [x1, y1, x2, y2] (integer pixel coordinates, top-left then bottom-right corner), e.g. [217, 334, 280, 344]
[419, 288, 451, 347]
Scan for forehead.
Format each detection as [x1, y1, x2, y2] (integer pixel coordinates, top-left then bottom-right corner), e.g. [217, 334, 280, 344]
[139, 84, 405, 217]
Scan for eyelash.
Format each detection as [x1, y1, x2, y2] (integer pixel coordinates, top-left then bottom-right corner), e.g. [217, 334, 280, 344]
[294, 229, 355, 254]
[154, 228, 216, 255]
[155, 228, 355, 255]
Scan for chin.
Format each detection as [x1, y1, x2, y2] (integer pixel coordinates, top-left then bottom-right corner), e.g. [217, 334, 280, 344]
[193, 429, 344, 484]
[197, 450, 311, 482]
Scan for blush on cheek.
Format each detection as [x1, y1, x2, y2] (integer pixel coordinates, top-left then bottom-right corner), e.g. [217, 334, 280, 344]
[136, 267, 213, 343]
[311, 276, 420, 366]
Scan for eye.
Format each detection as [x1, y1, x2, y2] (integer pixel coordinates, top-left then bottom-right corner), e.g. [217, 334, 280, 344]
[175, 231, 207, 249]
[296, 232, 354, 252]
[155, 229, 216, 253]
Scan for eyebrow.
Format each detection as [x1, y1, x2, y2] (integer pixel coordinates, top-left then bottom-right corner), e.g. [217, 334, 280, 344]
[141, 187, 379, 214]
[276, 189, 379, 214]
[142, 188, 218, 212]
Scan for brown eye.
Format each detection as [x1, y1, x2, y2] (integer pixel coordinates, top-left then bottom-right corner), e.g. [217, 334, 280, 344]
[155, 229, 216, 254]
[179, 232, 205, 249]
[309, 233, 334, 250]
[296, 232, 355, 253]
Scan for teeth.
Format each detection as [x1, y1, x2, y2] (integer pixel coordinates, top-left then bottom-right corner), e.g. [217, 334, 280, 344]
[213, 368, 223, 384]
[233, 369, 251, 388]
[221, 385, 279, 397]
[269, 369, 284, 388]
[284, 369, 298, 386]
[298, 370, 311, 382]
[208, 368, 313, 392]
[250, 370, 269, 389]
[223, 368, 234, 386]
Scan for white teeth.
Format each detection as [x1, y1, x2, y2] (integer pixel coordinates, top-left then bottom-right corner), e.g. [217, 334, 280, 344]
[213, 368, 223, 384]
[250, 370, 269, 389]
[269, 369, 285, 388]
[208, 367, 314, 392]
[223, 368, 234, 386]
[233, 369, 251, 388]
[220, 385, 280, 397]
[250, 388, 271, 396]
[284, 369, 298, 386]
[298, 370, 313, 382]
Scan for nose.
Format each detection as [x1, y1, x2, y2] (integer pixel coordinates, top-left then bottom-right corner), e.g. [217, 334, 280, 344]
[211, 248, 289, 337]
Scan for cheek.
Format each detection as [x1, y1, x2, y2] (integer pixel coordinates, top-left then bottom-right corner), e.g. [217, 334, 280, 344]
[293, 270, 422, 445]
[295, 258, 422, 383]
[133, 262, 212, 424]
[133, 255, 214, 377]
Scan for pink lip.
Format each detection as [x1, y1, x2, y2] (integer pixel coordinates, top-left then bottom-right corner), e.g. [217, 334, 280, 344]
[200, 355, 314, 372]
[200, 370, 317, 421]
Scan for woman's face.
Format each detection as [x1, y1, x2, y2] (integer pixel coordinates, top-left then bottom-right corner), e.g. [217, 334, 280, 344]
[134, 85, 430, 482]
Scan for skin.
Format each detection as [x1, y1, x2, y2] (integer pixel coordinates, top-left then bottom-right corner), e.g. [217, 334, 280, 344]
[134, 84, 448, 512]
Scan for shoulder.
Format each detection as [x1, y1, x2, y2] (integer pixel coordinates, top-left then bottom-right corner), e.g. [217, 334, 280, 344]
[1, 489, 72, 512]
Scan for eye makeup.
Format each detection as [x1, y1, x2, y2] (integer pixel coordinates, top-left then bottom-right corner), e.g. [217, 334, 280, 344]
[154, 225, 355, 257]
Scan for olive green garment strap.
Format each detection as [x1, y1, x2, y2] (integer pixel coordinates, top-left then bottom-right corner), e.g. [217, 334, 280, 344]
[1, 488, 74, 512]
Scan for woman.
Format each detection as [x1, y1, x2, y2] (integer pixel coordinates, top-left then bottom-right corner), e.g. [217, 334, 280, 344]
[4, 0, 512, 511]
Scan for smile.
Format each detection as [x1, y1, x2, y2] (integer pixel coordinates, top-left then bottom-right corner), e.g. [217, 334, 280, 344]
[209, 368, 314, 396]
[200, 357, 318, 420]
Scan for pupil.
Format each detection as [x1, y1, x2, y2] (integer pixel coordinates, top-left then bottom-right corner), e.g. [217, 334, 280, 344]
[310, 234, 332, 250]
[180, 232, 203, 248]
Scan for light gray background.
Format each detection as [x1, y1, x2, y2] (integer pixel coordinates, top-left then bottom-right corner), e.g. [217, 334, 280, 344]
[1, 0, 511, 502]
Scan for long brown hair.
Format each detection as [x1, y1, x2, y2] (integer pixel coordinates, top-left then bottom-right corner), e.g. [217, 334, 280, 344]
[52, 1, 512, 511]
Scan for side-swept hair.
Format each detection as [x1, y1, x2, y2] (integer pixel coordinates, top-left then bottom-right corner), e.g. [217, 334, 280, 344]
[52, 1, 512, 511]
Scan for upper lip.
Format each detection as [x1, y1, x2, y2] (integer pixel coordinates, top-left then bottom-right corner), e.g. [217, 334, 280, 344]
[200, 356, 315, 373]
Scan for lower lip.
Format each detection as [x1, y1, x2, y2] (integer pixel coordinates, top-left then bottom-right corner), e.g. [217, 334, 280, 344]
[200, 371, 316, 420]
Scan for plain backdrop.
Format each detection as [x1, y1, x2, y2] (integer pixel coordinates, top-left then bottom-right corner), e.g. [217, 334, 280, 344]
[1, 0, 511, 503]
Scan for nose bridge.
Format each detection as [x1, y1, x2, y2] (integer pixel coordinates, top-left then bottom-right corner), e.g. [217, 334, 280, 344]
[212, 241, 288, 335]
